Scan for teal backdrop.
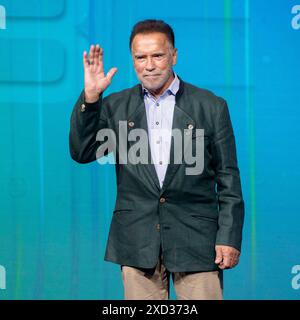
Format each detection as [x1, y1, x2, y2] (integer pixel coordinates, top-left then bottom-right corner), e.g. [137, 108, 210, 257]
[0, 0, 300, 299]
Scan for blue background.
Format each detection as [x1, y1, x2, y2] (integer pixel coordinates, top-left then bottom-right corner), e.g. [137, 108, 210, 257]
[0, 0, 300, 299]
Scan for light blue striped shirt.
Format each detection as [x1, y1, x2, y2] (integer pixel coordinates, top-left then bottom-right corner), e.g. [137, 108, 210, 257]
[142, 72, 180, 188]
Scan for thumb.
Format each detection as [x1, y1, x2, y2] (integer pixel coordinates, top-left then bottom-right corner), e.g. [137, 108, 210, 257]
[106, 67, 118, 82]
[215, 247, 223, 264]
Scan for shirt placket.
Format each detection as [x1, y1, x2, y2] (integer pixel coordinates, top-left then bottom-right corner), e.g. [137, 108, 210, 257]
[155, 99, 163, 165]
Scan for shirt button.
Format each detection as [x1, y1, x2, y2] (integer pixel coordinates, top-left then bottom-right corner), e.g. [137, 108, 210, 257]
[128, 121, 134, 127]
[159, 161, 163, 165]
[80, 104, 86, 112]
[156, 223, 160, 230]
[156, 140, 160, 144]
[159, 197, 166, 203]
[156, 102, 160, 106]
[156, 121, 159, 125]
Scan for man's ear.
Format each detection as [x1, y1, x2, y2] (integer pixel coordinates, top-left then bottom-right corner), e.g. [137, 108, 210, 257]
[172, 48, 178, 65]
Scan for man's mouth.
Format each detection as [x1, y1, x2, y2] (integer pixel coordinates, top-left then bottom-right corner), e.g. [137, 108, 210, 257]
[144, 74, 160, 77]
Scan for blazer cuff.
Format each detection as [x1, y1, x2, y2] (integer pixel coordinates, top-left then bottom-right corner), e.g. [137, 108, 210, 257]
[215, 229, 242, 252]
[78, 90, 103, 112]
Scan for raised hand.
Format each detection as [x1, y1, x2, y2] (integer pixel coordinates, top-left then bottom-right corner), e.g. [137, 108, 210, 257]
[83, 44, 117, 103]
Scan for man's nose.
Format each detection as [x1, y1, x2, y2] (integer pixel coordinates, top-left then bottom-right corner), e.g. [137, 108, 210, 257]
[145, 57, 155, 71]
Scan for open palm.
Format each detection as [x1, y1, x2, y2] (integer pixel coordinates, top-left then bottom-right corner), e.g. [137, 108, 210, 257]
[83, 44, 117, 102]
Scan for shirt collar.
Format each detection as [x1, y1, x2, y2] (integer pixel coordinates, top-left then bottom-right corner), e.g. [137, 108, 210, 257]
[142, 72, 180, 98]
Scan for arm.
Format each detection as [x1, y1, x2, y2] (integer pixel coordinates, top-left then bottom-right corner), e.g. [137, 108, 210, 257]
[69, 91, 106, 163]
[69, 44, 117, 163]
[211, 98, 245, 268]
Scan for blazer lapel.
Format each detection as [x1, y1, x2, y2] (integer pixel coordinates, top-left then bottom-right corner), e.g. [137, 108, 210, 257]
[160, 101, 196, 193]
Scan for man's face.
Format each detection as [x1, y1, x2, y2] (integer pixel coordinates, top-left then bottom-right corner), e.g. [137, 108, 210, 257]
[131, 32, 177, 95]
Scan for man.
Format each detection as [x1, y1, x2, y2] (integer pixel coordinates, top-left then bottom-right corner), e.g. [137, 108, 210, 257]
[69, 19, 244, 300]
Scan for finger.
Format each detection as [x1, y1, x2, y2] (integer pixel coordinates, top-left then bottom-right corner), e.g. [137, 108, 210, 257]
[232, 256, 240, 267]
[106, 67, 118, 82]
[233, 253, 239, 264]
[215, 247, 223, 264]
[222, 255, 231, 269]
[231, 251, 239, 266]
[98, 47, 104, 75]
[83, 51, 89, 68]
[94, 44, 100, 66]
[89, 44, 95, 64]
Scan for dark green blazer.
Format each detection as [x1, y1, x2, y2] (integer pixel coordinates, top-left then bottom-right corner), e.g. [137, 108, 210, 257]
[69, 77, 245, 272]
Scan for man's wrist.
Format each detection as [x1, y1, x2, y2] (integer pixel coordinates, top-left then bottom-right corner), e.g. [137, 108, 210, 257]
[84, 90, 100, 103]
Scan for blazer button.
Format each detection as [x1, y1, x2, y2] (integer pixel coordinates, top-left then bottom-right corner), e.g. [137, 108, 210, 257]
[159, 197, 166, 203]
[156, 223, 160, 230]
[128, 121, 134, 127]
[80, 104, 86, 112]
[187, 123, 194, 130]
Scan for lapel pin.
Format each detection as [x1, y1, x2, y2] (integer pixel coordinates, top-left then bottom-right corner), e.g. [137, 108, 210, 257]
[128, 121, 135, 127]
[80, 104, 86, 112]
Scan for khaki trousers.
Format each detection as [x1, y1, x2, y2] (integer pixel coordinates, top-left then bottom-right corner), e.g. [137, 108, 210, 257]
[121, 251, 223, 300]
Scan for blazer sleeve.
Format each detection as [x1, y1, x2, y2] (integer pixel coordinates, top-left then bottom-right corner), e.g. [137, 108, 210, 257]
[69, 90, 109, 163]
[211, 98, 245, 252]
